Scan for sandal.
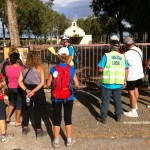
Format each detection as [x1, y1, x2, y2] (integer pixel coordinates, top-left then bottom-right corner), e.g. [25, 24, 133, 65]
[15, 122, 22, 127]
[6, 119, 11, 124]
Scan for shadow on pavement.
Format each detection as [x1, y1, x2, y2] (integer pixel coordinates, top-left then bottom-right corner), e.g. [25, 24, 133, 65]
[74, 89, 118, 121]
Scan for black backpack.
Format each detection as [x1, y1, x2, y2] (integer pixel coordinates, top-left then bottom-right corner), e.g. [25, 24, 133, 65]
[68, 45, 80, 64]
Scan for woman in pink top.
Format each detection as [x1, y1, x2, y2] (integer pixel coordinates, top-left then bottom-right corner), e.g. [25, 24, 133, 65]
[5, 52, 23, 126]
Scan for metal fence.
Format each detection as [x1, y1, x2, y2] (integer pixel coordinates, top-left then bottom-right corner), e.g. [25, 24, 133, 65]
[30, 44, 150, 86]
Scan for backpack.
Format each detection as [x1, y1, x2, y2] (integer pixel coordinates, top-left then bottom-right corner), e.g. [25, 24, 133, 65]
[68, 45, 80, 64]
[52, 64, 72, 100]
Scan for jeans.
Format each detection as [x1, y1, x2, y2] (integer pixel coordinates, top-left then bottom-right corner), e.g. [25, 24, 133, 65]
[100, 86, 122, 119]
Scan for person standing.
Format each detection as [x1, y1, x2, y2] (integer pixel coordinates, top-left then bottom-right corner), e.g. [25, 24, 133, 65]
[123, 37, 144, 117]
[97, 40, 128, 124]
[0, 73, 13, 141]
[61, 35, 74, 66]
[146, 57, 150, 108]
[146, 57, 150, 90]
[18, 51, 46, 139]
[47, 47, 79, 148]
[5, 52, 23, 126]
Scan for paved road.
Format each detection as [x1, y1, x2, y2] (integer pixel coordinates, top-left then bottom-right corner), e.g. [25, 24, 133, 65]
[0, 89, 150, 150]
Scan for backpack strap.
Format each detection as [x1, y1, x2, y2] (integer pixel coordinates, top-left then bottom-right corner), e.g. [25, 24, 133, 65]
[55, 64, 70, 70]
[130, 49, 143, 61]
[23, 68, 30, 82]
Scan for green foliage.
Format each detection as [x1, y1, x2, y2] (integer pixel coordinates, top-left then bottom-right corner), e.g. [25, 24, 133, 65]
[0, 0, 70, 41]
[91, 0, 150, 42]
[77, 15, 106, 43]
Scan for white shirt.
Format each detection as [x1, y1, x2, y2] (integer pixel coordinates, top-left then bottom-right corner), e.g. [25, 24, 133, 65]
[124, 46, 144, 81]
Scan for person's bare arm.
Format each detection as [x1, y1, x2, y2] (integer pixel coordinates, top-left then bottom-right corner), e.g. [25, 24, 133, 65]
[147, 58, 150, 69]
[99, 68, 103, 72]
[73, 73, 79, 89]
[47, 74, 53, 88]
[67, 56, 72, 64]
[18, 69, 27, 91]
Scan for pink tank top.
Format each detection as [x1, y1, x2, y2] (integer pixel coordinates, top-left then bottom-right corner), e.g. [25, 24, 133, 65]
[6, 65, 22, 88]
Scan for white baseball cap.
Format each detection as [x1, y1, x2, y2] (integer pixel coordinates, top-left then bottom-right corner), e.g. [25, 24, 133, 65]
[57, 47, 69, 55]
[110, 35, 119, 41]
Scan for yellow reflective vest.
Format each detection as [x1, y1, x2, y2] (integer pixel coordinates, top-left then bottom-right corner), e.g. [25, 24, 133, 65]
[101, 51, 126, 84]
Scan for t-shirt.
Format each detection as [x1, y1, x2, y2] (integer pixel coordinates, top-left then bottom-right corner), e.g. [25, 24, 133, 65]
[68, 45, 74, 66]
[23, 68, 41, 85]
[98, 52, 128, 89]
[124, 46, 144, 81]
[5, 65, 22, 88]
[50, 63, 75, 101]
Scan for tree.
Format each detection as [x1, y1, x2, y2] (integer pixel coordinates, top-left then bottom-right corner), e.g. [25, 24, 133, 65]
[123, 0, 150, 42]
[0, 0, 7, 45]
[90, 0, 129, 42]
[6, 0, 20, 46]
[0, 0, 69, 45]
[15, 0, 68, 42]
[77, 15, 104, 43]
[91, 0, 150, 43]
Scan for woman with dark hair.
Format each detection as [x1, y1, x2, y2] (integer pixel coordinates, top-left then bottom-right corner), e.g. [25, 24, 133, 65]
[18, 51, 46, 139]
[5, 52, 23, 126]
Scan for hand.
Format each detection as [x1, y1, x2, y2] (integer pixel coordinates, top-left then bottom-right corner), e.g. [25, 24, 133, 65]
[26, 90, 35, 98]
[123, 82, 126, 89]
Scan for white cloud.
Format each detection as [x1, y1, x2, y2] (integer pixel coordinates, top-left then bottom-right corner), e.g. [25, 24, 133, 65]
[52, 0, 93, 19]
[53, 0, 82, 8]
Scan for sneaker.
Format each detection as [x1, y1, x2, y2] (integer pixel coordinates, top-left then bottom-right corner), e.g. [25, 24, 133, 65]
[1, 133, 13, 142]
[22, 128, 29, 136]
[147, 86, 150, 90]
[6, 119, 10, 124]
[116, 116, 121, 122]
[66, 138, 76, 147]
[147, 105, 150, 109]
[123, 111, 138, 117]
[97, 116, 107, 124]
[52, 141, 59, 148]
[36, 129, 47, 140]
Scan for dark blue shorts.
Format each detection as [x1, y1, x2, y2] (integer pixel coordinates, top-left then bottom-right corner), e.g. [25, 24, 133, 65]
[0, 100, 6, 120]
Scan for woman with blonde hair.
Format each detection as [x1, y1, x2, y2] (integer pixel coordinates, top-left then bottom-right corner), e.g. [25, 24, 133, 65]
[47, 47, 79, 148]
[18, 51, 46, 139]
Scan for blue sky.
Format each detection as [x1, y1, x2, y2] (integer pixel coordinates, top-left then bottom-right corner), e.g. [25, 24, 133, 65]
[0, 0, 93, 37]
[48, 0, 93, 19]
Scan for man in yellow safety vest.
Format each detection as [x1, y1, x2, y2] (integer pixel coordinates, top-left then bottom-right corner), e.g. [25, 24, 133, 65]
[97, 40, 128, 124]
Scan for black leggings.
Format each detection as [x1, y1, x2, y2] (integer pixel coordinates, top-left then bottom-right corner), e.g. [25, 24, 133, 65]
[0, 100, 6, 120]
[22, 84, 46, 129]
[52, 101, 73, 126]
[9, 88, 23, 110]
[22, 102, 44, 129]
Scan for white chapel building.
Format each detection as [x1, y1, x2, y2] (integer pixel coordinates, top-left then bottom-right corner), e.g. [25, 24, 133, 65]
[64, 21, 92, 44]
